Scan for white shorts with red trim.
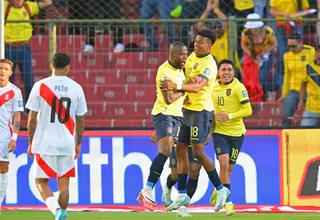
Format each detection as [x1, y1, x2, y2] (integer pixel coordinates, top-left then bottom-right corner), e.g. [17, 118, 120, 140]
[34, 154, 75, 178]
[0, 140, 11, 162]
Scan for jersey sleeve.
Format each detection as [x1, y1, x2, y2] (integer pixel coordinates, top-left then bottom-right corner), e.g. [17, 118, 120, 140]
[75, 87, 88, 116]
[13, 88, 24, 112]
[25, 83, 40, 112]
[156, 65, 167, 84]
[198, 61, 217, 82]
[303, 64, 311, 82]
[26, 2, 40, 16]
[236, 83, 250, 104]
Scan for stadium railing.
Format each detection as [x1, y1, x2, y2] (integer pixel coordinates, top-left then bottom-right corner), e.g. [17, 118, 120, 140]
[4, 18, 320, 129]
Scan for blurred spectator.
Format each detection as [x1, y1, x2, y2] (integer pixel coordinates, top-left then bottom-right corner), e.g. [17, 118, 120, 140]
[241, 13, 280, 101]
[277, 31, 315, 126]
[269, 0, 310, 77]
[298, 45, 320, 127]
[140, 0, 175, 50]
[223, 0, 255, 58]
[234, 0, 255, 17]
[197, 0, 242, 77]
[4, 0, 52, 103]
[68, 0, 124, 53]
[178, 0, 207, 48]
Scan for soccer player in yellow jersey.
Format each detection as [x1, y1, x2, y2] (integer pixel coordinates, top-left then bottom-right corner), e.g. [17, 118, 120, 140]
[277, 31, 315, 126]
[298, 45, 320, 126]
[207, 59, 252, 216]
[160, 29, 229, 213]
[137, 41, 188, 211]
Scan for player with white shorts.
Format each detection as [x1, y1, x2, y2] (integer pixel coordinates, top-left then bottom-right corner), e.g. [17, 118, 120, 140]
[26, 53, 87, 220]
[0, 58, 24, 213]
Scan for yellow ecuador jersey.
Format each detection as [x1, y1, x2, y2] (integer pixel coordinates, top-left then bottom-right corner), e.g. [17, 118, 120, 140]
[184, 52, 217, 112]
[303, 62, 320, 113]
[242, 26, 276, 55]
[152, 61, 186, 117]
[4, 1, 40, 43]
[283, 45, 315, 97]
[270, 0, 309, 20]
[211, 32, 228, 62]
[234, 0, 254, 11]
[213, 78, 251, 137]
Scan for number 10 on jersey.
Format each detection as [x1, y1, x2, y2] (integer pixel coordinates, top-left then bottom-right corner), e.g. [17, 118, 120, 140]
[50, 97, 71, 124]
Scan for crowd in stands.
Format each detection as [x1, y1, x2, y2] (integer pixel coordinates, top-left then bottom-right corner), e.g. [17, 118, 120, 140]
[2, 0, 320, 127]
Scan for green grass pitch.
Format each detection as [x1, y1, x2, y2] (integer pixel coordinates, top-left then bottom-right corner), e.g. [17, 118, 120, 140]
[0, 211, 320, 220]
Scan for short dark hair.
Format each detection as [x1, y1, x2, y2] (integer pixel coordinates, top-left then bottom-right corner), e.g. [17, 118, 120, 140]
[197, 28, 216, 45]
[170, 41, 186, 48]
[0, 58, 13, 70]
[52, 53, 70, 69]
[288, 30, 302, 41]
[218, 59, 234, 70]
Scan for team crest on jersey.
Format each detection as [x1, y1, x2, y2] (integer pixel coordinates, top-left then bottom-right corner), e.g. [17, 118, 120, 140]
[242, 90, 248, 97]
[23, 11, 28, 17]
[203, 68, 211, 75]
[301, 56, 306, 61]
[226, 88, 232, 96]
[167, 127, 172, 134]
[193, 62, 198, 70]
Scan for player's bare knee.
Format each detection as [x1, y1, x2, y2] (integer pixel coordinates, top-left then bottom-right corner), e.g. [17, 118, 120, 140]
[58, 177, 70, 192]
[176, 144, 188, 158]
[189, 170, 200, 180]
[192, 146, 205, 160]
[189, 164, 201, 179]
[0, 162, 9, 173]
[158, 137, 173, 156]
[35, 178, 49, 192]
[219, 161, 229, 173]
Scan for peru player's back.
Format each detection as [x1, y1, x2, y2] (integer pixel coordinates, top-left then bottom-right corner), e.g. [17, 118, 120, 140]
[26, 76, 87, 156]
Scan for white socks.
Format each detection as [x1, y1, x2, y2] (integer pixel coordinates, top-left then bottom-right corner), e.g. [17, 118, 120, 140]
[45, 196, 61, 215]
[0, 173, 8, 208]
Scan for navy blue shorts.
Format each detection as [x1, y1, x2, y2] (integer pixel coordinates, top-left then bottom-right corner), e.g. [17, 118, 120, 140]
[178, 109, 213, 144]
[152, 114, 182, 141]
[169, 146, 200, 168]
[213, 133, 244, 164]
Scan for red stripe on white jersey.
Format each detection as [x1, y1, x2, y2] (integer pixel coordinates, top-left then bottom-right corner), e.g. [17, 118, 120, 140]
[0, 90, 14, 107]
[39, 83, 75, 135]
[35, 154, 57, 178]
[61, 167, 75, 178]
